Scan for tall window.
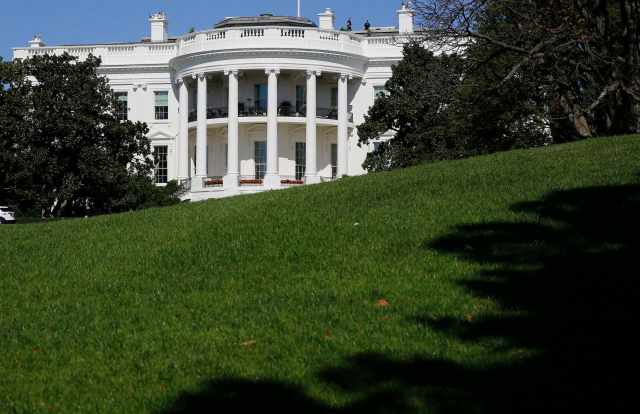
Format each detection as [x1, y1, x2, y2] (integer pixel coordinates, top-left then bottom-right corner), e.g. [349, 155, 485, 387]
[154, 91, 169, 120]
[193, 145, 197, 171]
[114, 92, 128, 121]
[254, 84, 267, 114]
[295, 142, 306, 180]
[296, 85, 306, 114]
[331, 87, 338, 108]
[254, 141, 266, 179]
[331, 143, 338, 179]
[153, 146, 168, 184]
[224, 144, 228, 174]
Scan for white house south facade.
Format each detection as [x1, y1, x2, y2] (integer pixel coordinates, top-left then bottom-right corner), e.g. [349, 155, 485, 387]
[13, 5, 416, 201]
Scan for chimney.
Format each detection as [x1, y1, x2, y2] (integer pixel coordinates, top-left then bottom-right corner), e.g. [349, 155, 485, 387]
[149, 11, 169, 42]
[397, 3, 415, 34]
[318, 8, 336, 30]
[29, 35, 45, 48]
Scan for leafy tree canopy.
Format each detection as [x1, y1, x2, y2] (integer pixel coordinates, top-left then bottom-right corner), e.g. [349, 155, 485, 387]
[0, 53, 179, 217]
[358, 45, 465, 171]
[360, 0, 640, 171]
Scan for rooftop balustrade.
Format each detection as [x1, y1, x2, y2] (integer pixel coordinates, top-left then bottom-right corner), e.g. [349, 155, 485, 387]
[13, 26, 403, 65]
[177, 26, 401, 57]
[13, 43, 179, 65]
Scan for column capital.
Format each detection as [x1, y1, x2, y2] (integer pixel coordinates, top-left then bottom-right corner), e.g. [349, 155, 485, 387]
[265, 67, 281, 76]
[224, 69, 239, 76]
[175, 77, 184, 86]
[194, 72, 207, 81]
[339, 73, 353, 81]
[306, 70, 322, 78]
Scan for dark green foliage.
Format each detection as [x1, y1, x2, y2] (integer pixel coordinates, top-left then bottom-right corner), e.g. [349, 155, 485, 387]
[358, 45, 466, 171]
[417, 0, 640, 139]
[0, 135, 638, 412]
[0, 54, 178, 217]
[362, 1, 640, 171]
[125, 178, 185, 210]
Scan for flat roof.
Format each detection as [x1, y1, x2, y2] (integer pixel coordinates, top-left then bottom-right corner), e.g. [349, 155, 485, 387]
[214, 15, 317, 29]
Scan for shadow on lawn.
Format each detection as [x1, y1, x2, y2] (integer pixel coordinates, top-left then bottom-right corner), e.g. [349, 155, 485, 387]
[162, 184, 639, 413]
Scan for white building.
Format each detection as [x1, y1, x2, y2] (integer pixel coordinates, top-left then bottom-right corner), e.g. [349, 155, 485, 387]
[13, 5, 415, 200]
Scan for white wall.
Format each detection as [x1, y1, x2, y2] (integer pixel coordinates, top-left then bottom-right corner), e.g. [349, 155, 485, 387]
[107, 70, 179, 181]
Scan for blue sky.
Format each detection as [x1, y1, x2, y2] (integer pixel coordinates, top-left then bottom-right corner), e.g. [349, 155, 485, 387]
[1, 0, 402, 60]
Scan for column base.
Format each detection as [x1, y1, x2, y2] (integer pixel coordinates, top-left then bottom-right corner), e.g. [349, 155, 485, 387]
[264, 174, 282, 189]
[224, 173, 239, 189]
[305, 175, 321, 185]
[191, 175, 205, 191]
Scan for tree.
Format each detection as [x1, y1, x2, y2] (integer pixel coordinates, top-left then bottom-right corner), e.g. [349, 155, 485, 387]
[413, 0, 640, 139]
[358, 44, 466, 171]
[0, 53, 176, 217]
[0, 57, 30, 208]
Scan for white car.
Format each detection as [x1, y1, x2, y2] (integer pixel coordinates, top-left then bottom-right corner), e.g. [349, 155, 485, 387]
[0, 206, 16, 224]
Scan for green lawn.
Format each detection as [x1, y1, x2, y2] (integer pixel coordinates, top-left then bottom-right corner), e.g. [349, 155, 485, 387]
[1, 135, 638, 413]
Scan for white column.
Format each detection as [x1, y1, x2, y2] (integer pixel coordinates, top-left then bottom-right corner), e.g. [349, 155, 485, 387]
[224, 69, 240, 189]
[337, 73, 349, 178]
[177, 78, 189, 181]
[193, 72, 208, 190]
[264, 68, 281, 187]
[305, 70, 321, 184]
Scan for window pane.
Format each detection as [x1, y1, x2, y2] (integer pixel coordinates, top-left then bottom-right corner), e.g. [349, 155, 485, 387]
[114, 92, 128, 121]
[153, 145, 168, 184]
[254, 84, 267, 113]
[374, 86, 388, 99]
[254, 141, 266, 179]
[155, 91, 169, 120]
[155, 91, 169, 105]
[331, 88, 338, 107]
[296, 85, 306, 113]
[224, 144, 228, 174]
[331, 144, 338, 179]
[295, 142, 306, 180]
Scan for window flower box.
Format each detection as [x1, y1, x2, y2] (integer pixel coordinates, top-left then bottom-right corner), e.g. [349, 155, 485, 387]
[281, 179, 304, 185]
[204, 178, 223, 187]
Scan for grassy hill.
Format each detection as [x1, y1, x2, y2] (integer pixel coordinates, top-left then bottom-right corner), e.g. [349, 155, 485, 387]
[1, 135, 639, 413]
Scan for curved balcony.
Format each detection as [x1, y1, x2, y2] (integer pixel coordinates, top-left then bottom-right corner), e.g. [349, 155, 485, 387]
[188, 105, 354, 125]
[178, 26, 364, 57]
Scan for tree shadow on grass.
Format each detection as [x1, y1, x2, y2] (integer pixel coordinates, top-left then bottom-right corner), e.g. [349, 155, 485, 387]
[420, 184, 640, 412]
[162, 184, 640, 413]
[161, 379, 329, 413]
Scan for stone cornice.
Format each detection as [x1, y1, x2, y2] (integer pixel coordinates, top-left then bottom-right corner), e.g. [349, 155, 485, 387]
[97, 64, 171, 75]
[171, 48, 367, 73]
[171, 49, 368, 82]
[366, 57, 402, 68]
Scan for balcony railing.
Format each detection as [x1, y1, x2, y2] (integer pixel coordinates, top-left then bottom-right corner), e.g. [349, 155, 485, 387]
[177, 26, 367, 57]
[188, 105, 353, 122]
